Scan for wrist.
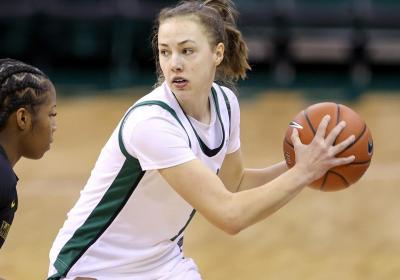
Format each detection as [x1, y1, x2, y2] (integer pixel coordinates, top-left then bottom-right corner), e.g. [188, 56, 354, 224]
[289, 164, 314, 187]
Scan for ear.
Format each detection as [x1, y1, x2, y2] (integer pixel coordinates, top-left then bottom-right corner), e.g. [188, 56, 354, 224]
[214, 42, 225, 66]
[15, 107, 32, 131]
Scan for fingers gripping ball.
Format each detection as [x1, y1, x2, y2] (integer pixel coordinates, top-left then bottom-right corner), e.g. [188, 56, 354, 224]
[283, 102, 374, 191]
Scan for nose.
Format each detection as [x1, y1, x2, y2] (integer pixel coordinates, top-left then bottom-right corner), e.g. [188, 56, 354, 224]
[171, 53, 183, 72]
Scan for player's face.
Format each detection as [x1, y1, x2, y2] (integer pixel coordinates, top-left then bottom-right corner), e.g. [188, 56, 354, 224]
[158, 16, 224, 96]
[21, 85, 57, 159]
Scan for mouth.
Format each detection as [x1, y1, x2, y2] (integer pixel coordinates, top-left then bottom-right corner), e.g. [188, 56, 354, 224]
[172, 77, 188, 89]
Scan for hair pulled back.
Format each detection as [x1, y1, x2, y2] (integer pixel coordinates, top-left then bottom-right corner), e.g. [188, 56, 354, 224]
[152, 0, 251, 89]
[0, 58, 52, 130]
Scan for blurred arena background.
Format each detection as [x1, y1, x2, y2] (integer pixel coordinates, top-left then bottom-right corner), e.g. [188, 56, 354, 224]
[1, 0, 400, 279]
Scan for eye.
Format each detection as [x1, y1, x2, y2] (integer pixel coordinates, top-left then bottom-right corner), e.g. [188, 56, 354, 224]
[49, 112, 57, 117]
[159, 49, 169, 57]
[183, 48, 193, 55]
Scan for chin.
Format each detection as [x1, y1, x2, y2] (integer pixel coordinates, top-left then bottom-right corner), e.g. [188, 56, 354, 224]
[27, 153, 45, 160]
[28, 148, 50, 160]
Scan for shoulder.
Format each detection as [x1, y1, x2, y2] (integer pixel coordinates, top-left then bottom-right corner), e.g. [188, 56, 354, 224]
[213, 83, 239, 105]
[124, 83, 178, 121]
[213, 83, 236, 98]
[120, 85, 188, 152]
[212, 83, 240, 118]
[134, 82, 173, 105]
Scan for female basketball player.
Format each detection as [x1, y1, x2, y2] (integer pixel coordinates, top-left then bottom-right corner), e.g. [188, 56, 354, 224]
[48, 1, 355, 279]
[0, 58, 57, 249]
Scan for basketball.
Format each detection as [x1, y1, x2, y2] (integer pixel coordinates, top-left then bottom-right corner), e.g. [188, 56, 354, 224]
[283, 102, 374, 191]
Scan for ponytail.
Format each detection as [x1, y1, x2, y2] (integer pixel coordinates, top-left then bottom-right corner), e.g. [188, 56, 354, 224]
[204, 0, 250, 83]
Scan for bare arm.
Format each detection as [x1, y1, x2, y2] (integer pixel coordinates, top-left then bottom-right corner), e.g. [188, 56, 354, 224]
[218, 149, 288, 192]
[160, 158, 309, 235]
[159, 115, 355, 235]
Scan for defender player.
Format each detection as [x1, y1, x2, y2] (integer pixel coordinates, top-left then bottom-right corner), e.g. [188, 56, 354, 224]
[0, 58, 57, 249]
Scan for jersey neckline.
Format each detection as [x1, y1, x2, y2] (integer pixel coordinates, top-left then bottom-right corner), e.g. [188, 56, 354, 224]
[171, 86, 226, 157]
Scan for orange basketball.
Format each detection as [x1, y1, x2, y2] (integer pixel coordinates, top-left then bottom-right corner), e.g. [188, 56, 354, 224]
[283, 102, 373, 191]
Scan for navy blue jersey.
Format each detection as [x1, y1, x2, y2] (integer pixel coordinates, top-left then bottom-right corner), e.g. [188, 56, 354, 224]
[0, 145, 18, 249]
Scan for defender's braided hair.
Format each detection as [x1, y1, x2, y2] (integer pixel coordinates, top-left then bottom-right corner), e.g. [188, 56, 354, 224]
[0, 58, 52, 130]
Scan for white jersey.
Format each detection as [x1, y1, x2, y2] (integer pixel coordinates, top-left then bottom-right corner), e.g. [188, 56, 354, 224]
[48, 82, 240, 280]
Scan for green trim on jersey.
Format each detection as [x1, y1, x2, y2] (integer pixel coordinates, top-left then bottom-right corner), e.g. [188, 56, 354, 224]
[49, 100, 193, 280]
[173, 85, 231, 157]
[218, 85, 231, 135]
[118, 100, 192, 159]
[48, 157, 145, 280]
[49, 89, 231, 279]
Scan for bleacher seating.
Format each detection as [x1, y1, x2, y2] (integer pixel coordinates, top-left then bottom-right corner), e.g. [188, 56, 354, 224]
[0, 0, 399, 90]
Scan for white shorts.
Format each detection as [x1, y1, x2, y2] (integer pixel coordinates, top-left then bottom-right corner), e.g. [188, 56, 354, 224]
[160, 257, 202, 280]
[48, 257, 202, 280]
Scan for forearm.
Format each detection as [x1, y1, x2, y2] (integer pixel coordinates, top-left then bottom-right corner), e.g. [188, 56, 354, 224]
[161, 158, 311, 235]
[237, 161, 288, 191]
[231, 165, 310, 232]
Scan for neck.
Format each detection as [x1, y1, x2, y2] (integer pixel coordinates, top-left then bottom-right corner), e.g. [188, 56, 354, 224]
[0, 134, 21, 167]
[173, 88, 211, 124]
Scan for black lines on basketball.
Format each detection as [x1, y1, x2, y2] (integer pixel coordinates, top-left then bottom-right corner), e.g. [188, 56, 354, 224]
[333, 103, 340, 145]
[320, 171, 350, 191]
[320, 173, 329, 190]
[338, 124, 367, 157]
[350, 159, 371, 165]
[284, 137, 294, 148]
[330, 170, 350, 187]
[354, 124, 367, 145]
[336, 103, 340, 125]
[304, 109, 316, 135]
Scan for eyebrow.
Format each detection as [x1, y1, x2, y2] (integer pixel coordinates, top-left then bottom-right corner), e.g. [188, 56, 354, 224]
[159, 39, 196, 47]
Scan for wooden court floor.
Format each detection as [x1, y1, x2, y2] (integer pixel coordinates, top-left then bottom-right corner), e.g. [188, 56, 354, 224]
[0, 90, 399, 280]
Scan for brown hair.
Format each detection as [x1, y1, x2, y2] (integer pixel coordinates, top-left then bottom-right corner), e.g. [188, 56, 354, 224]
[151, 0, 251, 89]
